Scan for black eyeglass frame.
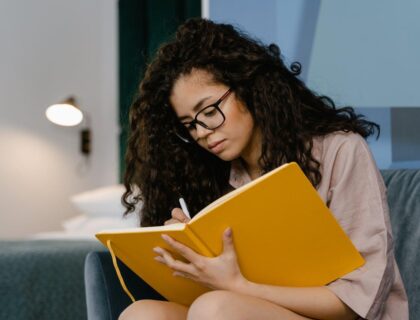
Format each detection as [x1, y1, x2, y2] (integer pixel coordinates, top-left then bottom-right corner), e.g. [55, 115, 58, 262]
[175, 88, 232, 143]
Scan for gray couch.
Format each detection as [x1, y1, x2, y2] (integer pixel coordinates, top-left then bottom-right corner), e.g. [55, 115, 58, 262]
[85, 169, 420, 320]
[0, 240, 103, 320]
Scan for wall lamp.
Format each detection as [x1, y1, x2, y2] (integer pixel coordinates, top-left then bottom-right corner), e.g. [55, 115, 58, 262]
[45, 96, 91, 156]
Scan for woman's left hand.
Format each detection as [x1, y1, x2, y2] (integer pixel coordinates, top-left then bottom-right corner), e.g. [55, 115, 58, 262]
[153, 227, 246, 291]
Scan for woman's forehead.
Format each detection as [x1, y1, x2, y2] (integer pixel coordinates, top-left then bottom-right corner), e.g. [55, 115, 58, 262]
[175, 69, 216, 88]
[170, 70, 224, 113]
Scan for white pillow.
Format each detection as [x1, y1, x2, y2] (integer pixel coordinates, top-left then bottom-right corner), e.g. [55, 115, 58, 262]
[70, 184, 142, 218]
[61, 214, 139, 235]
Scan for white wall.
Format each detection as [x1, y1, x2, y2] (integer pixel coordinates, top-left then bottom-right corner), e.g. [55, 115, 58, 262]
[0, 0, 119, 239]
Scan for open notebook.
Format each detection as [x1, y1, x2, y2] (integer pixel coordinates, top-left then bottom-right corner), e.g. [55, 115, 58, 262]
[96, 162, 365, 306]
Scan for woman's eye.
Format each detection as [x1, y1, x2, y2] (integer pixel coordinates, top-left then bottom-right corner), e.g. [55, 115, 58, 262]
[184, 123, 195, 131]
[204, 108, 217, 117]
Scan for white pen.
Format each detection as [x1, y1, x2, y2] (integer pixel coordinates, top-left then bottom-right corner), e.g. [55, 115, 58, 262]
[179, 197, 191, 220]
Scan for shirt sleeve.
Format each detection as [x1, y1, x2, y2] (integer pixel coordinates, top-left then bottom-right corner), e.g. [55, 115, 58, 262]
[323, 134, 396, 320]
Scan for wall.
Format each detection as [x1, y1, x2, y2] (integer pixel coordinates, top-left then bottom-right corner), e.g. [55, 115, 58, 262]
[274, 0, 320, 81]
[210, 0, 278, 46]
[307, 0, 420, 107]
[208, 0, 420, 169]
[0, 0, 119, 238]
[307, 0, 420, 168]
[209, 0, 320, 81]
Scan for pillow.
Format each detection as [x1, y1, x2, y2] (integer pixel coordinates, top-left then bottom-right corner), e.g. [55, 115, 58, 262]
[70, 184, 142, 218]
[61, 214, 139, 235]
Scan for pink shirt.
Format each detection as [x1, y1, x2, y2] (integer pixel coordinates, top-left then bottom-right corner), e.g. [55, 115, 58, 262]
[229, 132, 409, 320]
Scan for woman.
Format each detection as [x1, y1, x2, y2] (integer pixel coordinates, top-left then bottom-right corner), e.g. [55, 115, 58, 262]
[120, 18, 408, 320]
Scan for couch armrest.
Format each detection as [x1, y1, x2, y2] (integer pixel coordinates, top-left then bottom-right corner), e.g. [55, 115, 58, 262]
[84, 251, 165, 320]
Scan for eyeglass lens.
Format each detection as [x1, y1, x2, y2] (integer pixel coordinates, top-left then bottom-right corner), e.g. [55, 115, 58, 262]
[175, 89, 230, 142]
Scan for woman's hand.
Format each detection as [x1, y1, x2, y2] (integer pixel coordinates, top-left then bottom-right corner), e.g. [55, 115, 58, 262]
[153, 227, 247, 291]
[164, 208, 191, 225]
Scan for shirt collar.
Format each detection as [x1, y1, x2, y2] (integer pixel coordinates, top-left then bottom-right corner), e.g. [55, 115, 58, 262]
[229, 158, 252, 189]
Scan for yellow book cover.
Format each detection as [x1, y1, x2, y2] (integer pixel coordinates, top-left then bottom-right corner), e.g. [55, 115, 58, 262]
[96, 162, 365, 306]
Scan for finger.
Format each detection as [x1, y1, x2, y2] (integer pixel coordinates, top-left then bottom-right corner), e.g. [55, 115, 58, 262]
[173, 271, 194, 280]
[164, 218, 183, 226]
[222, 227, 235, 254]
[171, 208, 190, 222]
[157, 247, 196, 274]
[154, 255, 165, 263]
[161, 234, 202, 264]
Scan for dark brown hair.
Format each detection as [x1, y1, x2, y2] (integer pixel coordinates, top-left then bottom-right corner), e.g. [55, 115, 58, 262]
[122, 18, 379, 226]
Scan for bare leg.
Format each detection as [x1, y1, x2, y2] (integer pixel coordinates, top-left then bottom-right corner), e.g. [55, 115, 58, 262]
[187, 290, 314, 320]
[119, 299, 188, 320]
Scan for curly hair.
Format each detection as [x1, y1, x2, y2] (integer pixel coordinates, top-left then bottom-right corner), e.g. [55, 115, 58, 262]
[122, 18, 380, 227]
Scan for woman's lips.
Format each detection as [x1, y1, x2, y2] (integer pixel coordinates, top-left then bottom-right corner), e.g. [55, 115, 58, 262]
[209, 139, 226, 153]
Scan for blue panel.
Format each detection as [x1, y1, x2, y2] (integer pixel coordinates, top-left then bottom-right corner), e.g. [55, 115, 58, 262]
[210, 0, 278, 46]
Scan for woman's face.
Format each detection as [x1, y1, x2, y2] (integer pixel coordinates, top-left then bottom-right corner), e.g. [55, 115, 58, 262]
[170, 69, 258, 161]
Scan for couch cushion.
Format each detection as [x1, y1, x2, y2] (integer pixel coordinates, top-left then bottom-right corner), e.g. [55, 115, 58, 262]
[0, 240, 102, 320]
[381, 169, 420, 319]
[85, 251, 165, 320]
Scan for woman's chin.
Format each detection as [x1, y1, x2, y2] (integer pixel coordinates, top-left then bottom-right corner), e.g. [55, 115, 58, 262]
[214, 150, 239, 162]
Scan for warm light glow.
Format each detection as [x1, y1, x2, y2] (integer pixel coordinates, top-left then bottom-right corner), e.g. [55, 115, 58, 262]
[45, 103, 83, 126]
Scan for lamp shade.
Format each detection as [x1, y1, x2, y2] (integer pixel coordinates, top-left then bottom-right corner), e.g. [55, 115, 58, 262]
[45, 96, 83, 126]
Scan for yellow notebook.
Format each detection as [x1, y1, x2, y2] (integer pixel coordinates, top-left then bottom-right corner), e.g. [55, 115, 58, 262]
[96, 162, 365, 306]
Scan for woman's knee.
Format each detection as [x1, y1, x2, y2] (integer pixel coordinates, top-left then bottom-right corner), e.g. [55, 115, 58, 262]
[119, 300, 162, 320]
[119, 299, 184, 320]
[187, 290, 235, 320]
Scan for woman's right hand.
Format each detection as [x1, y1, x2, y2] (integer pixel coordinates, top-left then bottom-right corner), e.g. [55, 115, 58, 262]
[164, 207, 191, 225]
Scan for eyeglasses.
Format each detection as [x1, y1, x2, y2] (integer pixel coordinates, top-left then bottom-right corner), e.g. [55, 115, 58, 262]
[174, 89, 232, 143]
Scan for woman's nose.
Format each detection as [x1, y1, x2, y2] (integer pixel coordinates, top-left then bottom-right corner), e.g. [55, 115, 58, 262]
[195, 124, 213, 139]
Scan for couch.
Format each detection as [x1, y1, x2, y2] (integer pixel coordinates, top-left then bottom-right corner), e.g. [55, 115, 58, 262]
[84, 169, 420, 320]
[0, 239, 103, 320]
[0, 183, 137, 320]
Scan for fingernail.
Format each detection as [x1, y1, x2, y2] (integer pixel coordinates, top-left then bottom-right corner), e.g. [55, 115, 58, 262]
[161, 234, 169, 241]
[153, 247, 161, 253]
[225, 227, 232, 237]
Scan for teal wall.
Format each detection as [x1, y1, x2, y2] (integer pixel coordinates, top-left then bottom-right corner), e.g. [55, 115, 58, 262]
[118, 0, 201, 181]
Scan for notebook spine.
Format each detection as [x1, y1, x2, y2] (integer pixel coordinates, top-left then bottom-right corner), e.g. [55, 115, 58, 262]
[185, 225, 215, 257]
